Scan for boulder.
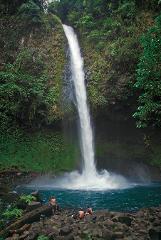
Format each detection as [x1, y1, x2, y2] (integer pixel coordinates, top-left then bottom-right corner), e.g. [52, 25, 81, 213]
[153, 219, 161, 227]
[0, 184, 10, 196]
[92, 228, 103, 238]
[149, 228, 161, 239]
[112, 231, 124, 238]
[65, 233, 74, 240]
[6, 233, 19, 240]
[104, 219, 114, 227]
[48, 228, 59, 238]
[26, 232, 38, 240]
[102, 229, 113, 240]
[60, 226, 72, 236]
[31, 191, 42, 203]
[1, 191, 19, 203]
[118, 215, 132, 226]
[19, 231, 30, 239]
[74, 237, 82, 240]
[26, 201, 41, 212]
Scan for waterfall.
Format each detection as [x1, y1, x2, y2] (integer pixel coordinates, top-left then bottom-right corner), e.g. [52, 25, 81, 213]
[63, 25, 96, 178]
[58, 25, 129, 190]
[28, 25, 130, 190]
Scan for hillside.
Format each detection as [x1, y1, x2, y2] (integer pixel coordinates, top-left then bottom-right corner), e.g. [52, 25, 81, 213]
[0, 2, 78, 172]
[0, 0, 161, 173]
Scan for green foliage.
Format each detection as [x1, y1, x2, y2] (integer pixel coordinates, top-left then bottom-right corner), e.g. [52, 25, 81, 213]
[18, 0, 42, 27]
[67, 10, 81, 26]
[2, 207, 22, 220]
[135, 0, 161, 11]
[48, 0, 147, 110]
[150, 145, 161, 167]
[37, 236, 49, 240]
[0, 45, 64, 131]
[0, 58, 49, 130]
[20, 194, 36, 204]
[0, 0, 45, 15]
[83, 233, 92, 240]
[0, 131, 77, 172]
[14, 48, 44, 76]
[117, 1, 137, 20]
[76, 15, 95, 31]
[133, 14, 161, 128]
[51, 0, 160, 23]
[48, 1, 59, 15]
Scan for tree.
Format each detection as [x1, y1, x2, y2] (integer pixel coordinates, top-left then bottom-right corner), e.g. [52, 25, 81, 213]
[135, 0, 161, 11]
[0, 0, 45, 15]
[18, 0, 42, 27]
[133, 14, 161, 128]
[0, 50, 50, 130]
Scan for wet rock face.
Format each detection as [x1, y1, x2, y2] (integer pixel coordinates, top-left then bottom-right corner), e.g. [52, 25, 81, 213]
[3, 206, 161, 240]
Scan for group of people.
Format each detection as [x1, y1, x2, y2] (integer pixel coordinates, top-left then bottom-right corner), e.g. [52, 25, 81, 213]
[77, 207, 93, 219]
[49, 196, 93, 220]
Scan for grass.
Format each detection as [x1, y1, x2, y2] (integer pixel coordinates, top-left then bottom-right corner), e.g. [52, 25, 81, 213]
[0, 130, 78, 173]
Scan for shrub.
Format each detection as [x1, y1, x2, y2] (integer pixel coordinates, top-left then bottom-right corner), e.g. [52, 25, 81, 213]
[37, 235, 49, 240]
[2, 207, 22, 220]
[0, 57, 50, 129]
[76, 15, 95, 30]
[118, 1, 136, 20]
[133, 14, 161, 128]
[20, 194, 36, 204]
[18, 0, 42, 27]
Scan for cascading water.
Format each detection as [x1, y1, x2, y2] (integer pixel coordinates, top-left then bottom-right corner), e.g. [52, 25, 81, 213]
[63, 25, 96, 178]
[27, 25, 131, 190]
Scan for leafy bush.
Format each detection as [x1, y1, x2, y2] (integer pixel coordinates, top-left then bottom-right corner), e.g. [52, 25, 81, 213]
[37, 235, 49, 240]
[0, 64, 49, 129]
[117, 1, 136, 20]
[0, 48, 57, 130]
[18, 0, 42, 27]
[103, 18, 121, 31]
[48, 1, 59, 15]
[133, 14, 161, 128]
[67, 10, 81, 26]
[76, 14, 95, 30]
[2, 207, 22, 220]
[20, 194, 36, 204]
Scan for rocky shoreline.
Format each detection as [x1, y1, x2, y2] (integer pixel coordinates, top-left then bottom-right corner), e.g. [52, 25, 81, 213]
[1, 205, 161, 240]
[0, 171, 161, 240]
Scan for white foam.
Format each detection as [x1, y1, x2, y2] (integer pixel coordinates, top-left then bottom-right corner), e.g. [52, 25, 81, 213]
[27, 171, 130, 191]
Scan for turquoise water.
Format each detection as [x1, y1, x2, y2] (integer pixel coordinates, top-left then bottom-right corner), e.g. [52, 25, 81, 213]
[17, 183, 161, 212]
